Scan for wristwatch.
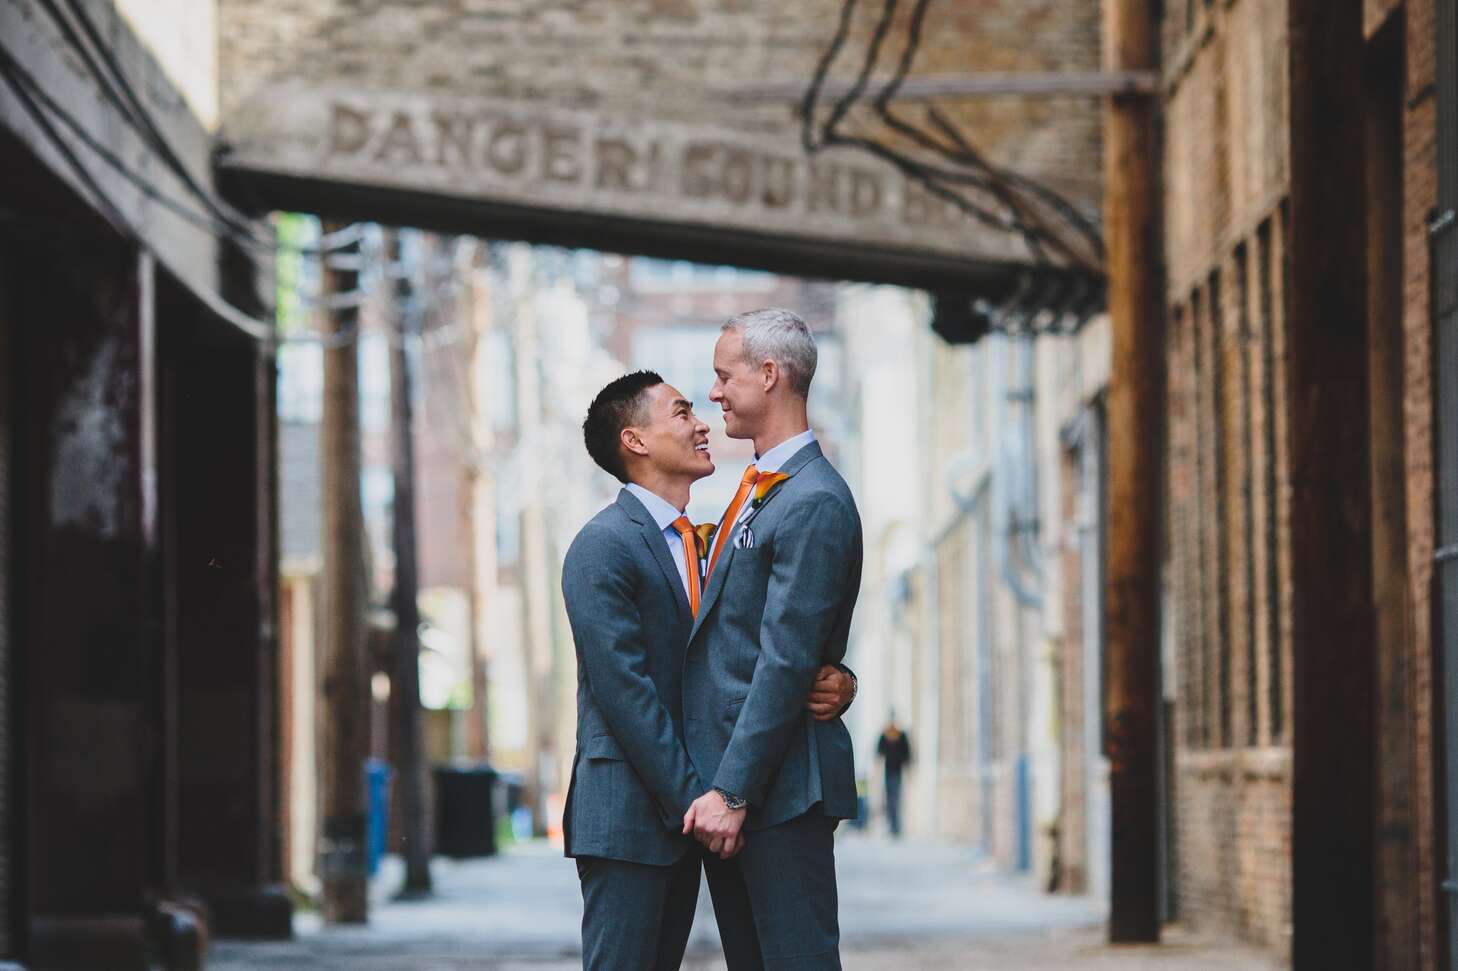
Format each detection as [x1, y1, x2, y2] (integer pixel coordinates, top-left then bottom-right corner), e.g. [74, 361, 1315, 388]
[714, 787, 749, 810]
[834, 662, 859, 715]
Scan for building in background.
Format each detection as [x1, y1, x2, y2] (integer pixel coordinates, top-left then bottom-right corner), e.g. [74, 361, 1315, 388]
[0, 0, 287, 966]
[1152, 0, 1447, 966]
[840, 282, 1113, 901]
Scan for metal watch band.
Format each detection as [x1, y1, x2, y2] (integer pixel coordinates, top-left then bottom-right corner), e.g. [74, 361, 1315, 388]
[714, 787, 748, 810]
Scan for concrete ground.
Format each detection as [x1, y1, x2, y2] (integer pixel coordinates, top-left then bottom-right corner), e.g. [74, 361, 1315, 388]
[211, 835, 1280, 969]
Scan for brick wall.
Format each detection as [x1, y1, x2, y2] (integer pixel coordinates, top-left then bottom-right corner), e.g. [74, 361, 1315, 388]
[1161, 0, 1295, 957]
[1163, 0, 1444, 965]
[216, 0, 1101, 205]
[215, 0, 1101, 274]
[1175, 751, 1291, 949]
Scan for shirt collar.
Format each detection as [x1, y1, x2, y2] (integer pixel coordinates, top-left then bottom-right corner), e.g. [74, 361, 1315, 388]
[754, 429, 817, 474]
[624, 483, 685, 532]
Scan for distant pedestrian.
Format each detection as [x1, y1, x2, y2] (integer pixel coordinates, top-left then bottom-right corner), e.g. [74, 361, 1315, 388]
[876, 716, 913, 838]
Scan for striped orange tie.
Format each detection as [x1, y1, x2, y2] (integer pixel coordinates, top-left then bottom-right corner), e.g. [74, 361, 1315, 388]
[706, 464, 760, 579]
[671, 516, 702, 616]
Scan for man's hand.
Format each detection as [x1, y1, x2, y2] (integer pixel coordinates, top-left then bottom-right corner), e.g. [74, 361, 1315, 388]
[805, 664, 853, 721]
[683, 790, 747, 859]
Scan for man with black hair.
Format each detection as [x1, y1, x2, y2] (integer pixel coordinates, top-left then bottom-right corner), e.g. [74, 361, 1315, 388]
[561, 370, 855, 970]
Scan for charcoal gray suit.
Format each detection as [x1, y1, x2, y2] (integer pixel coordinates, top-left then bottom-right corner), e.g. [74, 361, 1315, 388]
[561, 489, 762, 971]
[682, 441, 863, 970]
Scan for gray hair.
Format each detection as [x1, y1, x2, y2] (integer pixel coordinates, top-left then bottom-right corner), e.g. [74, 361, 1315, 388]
[722, 308, 818, 397]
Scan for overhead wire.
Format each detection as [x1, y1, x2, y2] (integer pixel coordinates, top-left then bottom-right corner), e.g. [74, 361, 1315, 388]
[14, 0, 358, 257]
[37, 0, 272, 246]
[0, 42, 277, 339]
[801, 0, 1105, 276]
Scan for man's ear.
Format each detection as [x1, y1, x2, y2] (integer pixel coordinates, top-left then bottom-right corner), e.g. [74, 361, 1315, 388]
[761, 358, 780, 393]
[621, 425, 648, 458]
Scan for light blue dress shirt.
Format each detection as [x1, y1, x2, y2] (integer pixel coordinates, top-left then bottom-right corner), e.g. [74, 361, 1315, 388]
[624, 482, 693, 600]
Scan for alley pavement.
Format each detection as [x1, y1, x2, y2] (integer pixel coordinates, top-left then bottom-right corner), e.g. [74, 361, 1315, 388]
[211, 835, 1278, 969]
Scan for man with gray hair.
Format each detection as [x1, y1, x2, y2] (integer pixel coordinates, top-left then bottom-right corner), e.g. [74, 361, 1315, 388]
[681, 308, 863, 969]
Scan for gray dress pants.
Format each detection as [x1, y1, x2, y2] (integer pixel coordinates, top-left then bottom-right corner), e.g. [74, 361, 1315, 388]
[732, 812, 841, 971]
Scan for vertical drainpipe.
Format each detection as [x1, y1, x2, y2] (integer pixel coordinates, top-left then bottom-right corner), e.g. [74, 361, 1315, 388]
[996, 335, 1043, 873]
[977, 496, 996, 853]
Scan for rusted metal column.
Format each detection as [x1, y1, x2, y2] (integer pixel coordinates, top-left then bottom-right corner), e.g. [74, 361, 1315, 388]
[1286, 0, 1376, 967]
[1101, 0, 1162, 944]
[319, 224, 369, 924]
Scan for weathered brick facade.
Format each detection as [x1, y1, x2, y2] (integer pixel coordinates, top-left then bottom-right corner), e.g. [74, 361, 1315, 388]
[1161, 0, 1445, 965]
[216, 0, 1102, 283]
[1161, 0, 1295, 956]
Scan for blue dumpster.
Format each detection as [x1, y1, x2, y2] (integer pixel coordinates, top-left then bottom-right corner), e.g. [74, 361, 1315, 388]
[366, 758, 393, 876]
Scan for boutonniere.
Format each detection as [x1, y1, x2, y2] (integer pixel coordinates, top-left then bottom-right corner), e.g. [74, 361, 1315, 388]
[749, 472, 791, 509]
[693, 523, 717, 565]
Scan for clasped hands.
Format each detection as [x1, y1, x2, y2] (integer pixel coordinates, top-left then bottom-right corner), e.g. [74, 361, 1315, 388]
[683, 788, 746, 859]
[682, 664, 852, 859]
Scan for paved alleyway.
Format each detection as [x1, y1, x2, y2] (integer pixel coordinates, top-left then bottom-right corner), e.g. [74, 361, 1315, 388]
[211, 835, 1279, 969]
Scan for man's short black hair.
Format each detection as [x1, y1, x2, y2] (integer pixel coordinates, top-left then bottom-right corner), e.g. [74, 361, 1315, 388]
[583, 370, 664, 483]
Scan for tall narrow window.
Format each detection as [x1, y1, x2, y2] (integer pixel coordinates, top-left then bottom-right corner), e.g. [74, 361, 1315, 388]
[1236, 243, 1258, 747]
[1207, 269, 1230, 749]
[1274, 201, 1293, 742]
[1169, 303, 1201, 750]
[1190, 286, 1210, 749]
[1257, 219, 1284, 743]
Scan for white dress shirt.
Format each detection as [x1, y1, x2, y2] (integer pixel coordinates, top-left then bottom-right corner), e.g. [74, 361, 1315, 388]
[625, 482, 694, 600]
[752, 428, 817, 475]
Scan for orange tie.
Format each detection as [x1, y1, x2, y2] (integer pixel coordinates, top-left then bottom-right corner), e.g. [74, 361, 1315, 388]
[671, 516, 702, 616]
[707, 464, 760, 579]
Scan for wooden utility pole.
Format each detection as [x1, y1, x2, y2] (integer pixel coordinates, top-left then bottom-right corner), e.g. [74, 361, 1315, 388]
[1287, 0, 1375, 967]
[319, 222, 369, 924]
[1101, 0, 1162, 944]
[387, 230, 433, 898]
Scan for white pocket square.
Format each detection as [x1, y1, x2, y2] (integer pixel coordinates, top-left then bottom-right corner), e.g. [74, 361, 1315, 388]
[733, 526, 755, 549]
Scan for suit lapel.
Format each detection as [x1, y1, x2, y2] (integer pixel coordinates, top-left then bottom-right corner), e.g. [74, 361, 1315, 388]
[690, 539, 736, 643]
[687, 442, 824, 643]
[776, 439, 823, 478]
[616, 490, 693, 624]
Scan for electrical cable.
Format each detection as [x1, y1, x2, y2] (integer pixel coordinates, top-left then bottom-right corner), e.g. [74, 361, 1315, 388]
[0, 45, 275, 340]
[800, 0, 1107, 280]
[0, 43, 263, 241]
[0, 44, 131, 235]
[37, 0, 267, 244]
[800, 1, 1029, 250]
[13, 1, 355, 256]
[0, 42, 358, 258]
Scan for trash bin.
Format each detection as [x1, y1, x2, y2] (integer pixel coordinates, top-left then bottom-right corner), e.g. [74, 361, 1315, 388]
[365, 758, 393, 876]
[433, 763, 498, 858]
[497, 770, 525, 817]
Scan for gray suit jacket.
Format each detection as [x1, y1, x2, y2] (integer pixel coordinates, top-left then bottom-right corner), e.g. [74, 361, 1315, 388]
[560, 489, 706, 866]
[682, 441, 863, 831]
